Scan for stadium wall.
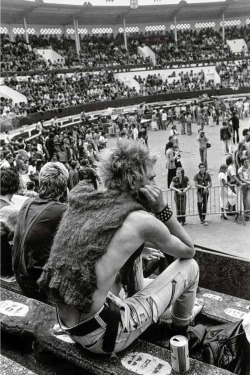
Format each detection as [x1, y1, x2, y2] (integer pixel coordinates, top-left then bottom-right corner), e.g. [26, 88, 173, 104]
[1, 16, 249, 39]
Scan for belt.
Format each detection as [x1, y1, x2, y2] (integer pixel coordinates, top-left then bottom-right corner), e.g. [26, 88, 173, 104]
[60, 303, 110, 337]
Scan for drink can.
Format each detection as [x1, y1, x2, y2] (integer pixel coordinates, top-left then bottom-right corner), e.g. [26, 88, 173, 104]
[170, 335, 190, 373]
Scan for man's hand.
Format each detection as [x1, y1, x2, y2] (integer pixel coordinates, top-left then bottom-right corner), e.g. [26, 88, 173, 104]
[142, 247, 165, 261]
[139, 184, 166, 213]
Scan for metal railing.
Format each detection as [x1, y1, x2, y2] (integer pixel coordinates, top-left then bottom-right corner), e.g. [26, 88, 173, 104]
[163, 185, 247, 225]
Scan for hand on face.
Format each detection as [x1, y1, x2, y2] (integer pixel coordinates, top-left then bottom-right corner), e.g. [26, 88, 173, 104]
[138, 184, 166, 213]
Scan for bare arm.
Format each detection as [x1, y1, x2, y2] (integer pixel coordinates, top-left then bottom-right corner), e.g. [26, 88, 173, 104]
[138, 184, 195, 258]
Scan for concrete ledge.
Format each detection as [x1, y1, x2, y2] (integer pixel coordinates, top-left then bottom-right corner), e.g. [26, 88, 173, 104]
[0, 287, 235, 375]
[1, 355, 37, 375]
[197, 287, 249, 324]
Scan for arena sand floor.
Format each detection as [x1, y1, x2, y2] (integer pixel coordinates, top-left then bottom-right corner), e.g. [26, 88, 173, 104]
[106, 117, 250, 260]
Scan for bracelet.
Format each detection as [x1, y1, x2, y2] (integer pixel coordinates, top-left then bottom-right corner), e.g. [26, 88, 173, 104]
[155, 204, 173, 222]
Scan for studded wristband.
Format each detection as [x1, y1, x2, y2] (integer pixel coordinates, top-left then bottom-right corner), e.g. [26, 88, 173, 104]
[155, 204, 173, 222]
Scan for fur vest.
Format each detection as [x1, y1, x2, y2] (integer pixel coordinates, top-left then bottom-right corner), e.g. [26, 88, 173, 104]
[38, 182, 144, 313]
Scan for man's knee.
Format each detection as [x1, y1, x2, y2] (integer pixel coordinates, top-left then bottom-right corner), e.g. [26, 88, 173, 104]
[179, 258, 199, 278]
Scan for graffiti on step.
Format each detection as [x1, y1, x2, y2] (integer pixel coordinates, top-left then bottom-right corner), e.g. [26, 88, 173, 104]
[0, 300, 29, 317]
[121, 352, 171, 375]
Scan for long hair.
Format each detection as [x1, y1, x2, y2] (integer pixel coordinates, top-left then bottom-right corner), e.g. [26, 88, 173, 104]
[38, 162, 69, 199]
[98, 139, 157, 191]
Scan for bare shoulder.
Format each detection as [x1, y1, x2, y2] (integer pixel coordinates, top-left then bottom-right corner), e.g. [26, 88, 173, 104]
[122, 210, 166, 239]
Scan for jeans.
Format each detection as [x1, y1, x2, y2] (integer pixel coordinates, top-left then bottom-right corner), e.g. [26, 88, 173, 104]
[168, 168, 177, 188]
[197, 191, 209, 221]
[199, 148, 207, 168]
[223, 139, 232, 154]
[175, 193, 187, 223]
[232, 128, 239, 144]
[70, 257, 199, 354]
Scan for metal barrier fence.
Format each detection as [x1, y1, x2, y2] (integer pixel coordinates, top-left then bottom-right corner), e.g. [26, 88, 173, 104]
[162, 185, 247, 225]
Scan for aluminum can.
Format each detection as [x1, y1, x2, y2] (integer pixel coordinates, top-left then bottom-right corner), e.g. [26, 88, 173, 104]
[170, 335, 190, 373]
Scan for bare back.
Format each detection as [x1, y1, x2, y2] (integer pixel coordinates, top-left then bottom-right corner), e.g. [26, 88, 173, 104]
[58, 209, 194, 327]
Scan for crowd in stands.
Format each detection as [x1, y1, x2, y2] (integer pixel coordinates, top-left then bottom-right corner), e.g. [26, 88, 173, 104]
[134, 26, 250, 65]
[134, 69, 217, 95]
[1, 26, 249, 74]
[1, 58, 249, 117]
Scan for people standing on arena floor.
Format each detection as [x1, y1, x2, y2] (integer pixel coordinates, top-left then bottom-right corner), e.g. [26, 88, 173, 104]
[218, 164, 237, 220]
[194, 163, 212, 226]
[38, 139, 203, 355]
[12, 162, 68, 301]
[197, 130, 209, 169]
[229, 112, 240, 145]
[220, 121, 232, 155]
[170, 167, 191, 226]
[166, 141, 177, 188]
[238, 157, 250, 221]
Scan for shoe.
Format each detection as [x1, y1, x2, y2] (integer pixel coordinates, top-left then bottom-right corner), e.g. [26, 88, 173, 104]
[221, 214, 228, 220]
[200, 220, 204, 224]
[182, 222, 186, 225]
[203, 221, 208, 226]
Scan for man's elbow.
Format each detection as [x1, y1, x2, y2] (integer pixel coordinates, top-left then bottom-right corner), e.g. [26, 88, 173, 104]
[186, 245, 195, 258]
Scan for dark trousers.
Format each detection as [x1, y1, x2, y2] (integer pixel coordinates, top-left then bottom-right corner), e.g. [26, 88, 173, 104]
[197, 191, 209, 221]
[232, 128, 239, 144]
[168, 168, 177, 188]
[15, 273, 48, 302]
[175, 193, 187, 223]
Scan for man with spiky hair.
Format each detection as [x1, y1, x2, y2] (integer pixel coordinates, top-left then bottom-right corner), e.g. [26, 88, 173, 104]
[38, 140, 202, 355]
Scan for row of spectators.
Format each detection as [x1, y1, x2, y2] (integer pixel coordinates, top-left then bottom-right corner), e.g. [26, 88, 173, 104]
[134, 69, 217, 95]
[1, 59, 249, 117]
[1, 26, 249, 73]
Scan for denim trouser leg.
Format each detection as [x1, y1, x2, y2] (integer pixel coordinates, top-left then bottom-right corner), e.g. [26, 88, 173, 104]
[72, 258, 199, 354]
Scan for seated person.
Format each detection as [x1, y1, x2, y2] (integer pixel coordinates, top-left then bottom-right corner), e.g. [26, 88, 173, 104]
[0, 168, 20, 276]
[38, 140, 203, 355]
[12, 162, 68, 301]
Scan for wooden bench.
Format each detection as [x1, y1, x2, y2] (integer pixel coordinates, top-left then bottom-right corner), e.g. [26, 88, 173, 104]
[0, 287, 236, 375]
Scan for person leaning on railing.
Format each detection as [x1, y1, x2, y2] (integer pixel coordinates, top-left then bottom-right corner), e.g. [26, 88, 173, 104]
[238, 157, 250, 221]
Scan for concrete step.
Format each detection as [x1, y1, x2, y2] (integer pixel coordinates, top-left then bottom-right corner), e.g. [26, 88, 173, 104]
[0, 287, 234, 375]
[1, 354, 37, 375]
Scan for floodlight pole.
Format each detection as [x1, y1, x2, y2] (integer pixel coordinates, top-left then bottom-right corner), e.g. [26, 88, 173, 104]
[73, 18, 81, 55]
[123, 18, 128, 51]
[174, 16, 177, 43]
[23, 17, 29, 44]
[222, 13, 225, 44]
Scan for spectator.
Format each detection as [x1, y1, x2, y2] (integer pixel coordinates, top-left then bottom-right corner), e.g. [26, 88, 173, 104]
[38, 139, 202, 355]
[218, 164, 237, 220]
[197, 130, 209, 169]
[238, 157, 250, 220]
[12, 162, 68, 301]
[170, 167, 191, 225]
[68, 160, 79, 190]
[194, 162, 212, 226]
[220, 121, 232, 155]
[78, 158, 100, 190]
[0, 168, 20, 276]
[229, 112, 240, 145]
[166, 141, 177, 188]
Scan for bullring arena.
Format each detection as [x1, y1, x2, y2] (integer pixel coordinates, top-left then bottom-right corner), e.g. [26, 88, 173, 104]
[1, 1, 250, 374]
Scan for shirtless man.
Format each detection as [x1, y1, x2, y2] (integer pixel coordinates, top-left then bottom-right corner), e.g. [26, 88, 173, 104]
[38, 140, 202, 354]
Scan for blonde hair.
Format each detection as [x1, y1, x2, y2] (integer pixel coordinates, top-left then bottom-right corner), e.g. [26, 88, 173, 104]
[98, 139, 157, 191]
[39, 162, 69, 199]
